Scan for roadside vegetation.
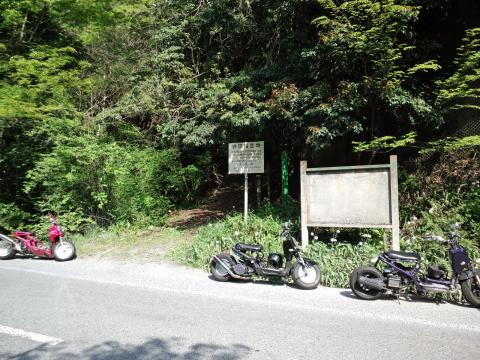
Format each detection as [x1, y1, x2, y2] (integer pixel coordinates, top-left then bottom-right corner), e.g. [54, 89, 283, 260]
[169, 184, 480, 288]
[0, 1, 479, 288]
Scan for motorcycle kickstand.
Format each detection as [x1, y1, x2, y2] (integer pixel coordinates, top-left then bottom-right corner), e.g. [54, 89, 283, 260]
[395, 289, 409, 304]
[394, 292, 401, 304]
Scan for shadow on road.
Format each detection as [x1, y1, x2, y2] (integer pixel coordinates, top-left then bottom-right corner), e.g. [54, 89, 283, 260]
[340, 290, 478, 309]
[208, 274, 289, 287]
[3, 338, 252, 360]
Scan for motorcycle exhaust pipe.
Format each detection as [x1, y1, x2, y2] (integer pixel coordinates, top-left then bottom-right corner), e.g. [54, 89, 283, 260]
[212, 255, 247, 280]
[358, 276, 386, 291]
[418, 282, 453, 294]
[0, 234, 22, 253]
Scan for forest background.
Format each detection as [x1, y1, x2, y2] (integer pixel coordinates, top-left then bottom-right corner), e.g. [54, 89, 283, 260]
[0, 0, 479, 286]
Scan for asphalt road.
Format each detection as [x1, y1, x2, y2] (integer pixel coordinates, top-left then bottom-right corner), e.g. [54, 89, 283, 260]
[0, 258, 479, 360]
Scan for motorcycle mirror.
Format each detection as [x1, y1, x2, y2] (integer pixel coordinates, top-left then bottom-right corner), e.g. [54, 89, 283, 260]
[49, 211, 57, 224]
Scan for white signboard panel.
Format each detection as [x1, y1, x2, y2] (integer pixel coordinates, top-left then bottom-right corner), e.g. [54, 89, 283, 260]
[228, 142, 264, 174]
[300, 156, 400, 250]
[306, 170, 391, 226]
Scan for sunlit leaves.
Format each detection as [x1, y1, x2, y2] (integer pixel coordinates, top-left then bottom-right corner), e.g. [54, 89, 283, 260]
[438, 27, 480, 112]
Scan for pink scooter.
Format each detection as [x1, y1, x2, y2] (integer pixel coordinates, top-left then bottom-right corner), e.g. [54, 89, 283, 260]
[0, 212, 76, 261]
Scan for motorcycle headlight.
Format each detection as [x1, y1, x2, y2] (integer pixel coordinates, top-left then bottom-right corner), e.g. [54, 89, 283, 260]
[370, 257, 378, 264]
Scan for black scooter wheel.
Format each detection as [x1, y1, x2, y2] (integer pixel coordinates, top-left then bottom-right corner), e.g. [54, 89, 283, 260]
[292, 263, 321, 290]
[461, 277, 480, 307]
[211, 253, 236, 282]
[350, 266, 383, 300]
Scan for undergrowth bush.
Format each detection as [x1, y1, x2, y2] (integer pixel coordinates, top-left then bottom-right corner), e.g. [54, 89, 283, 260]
[23, 135, 203, 231]
[306, 230, 387, 288]
[169, 202, 299, 267]
[0, 203, 30, 232]
[170, 199, 480, 289]
[169, 211, 285, 268]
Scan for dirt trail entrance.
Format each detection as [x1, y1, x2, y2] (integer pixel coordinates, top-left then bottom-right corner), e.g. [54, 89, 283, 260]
[166, 184, 243, 229]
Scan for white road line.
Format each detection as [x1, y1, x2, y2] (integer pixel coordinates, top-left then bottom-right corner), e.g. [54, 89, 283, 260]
[0, 325, 63, 345]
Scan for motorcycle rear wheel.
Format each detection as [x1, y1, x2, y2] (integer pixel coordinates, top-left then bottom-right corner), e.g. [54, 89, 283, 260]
[53, 241, 76, 261]
[292, 263, 321, 290]
[461, 277, 480, 307]
[211, 253, 236, 282]
[0, 238, 15, 260]
[350, 266, 384, 300]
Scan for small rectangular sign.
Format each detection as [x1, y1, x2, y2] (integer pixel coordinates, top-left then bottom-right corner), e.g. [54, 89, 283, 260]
[228, 141, 264, 174]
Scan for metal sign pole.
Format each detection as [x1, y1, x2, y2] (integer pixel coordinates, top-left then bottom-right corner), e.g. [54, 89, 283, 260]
[300, 161, 308, 249]
[244, 173, 248, 223]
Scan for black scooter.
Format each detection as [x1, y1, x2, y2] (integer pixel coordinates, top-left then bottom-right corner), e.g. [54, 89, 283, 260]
[210, 222, 321, 289]
[350, 223, 480, 306]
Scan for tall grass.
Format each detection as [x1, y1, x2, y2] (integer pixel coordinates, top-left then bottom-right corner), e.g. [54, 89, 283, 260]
[169, 203, 480, 289]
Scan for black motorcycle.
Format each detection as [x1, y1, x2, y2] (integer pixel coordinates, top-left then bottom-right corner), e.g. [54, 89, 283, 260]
[210, 222, 321, 290]
[349, 223, 480, 307]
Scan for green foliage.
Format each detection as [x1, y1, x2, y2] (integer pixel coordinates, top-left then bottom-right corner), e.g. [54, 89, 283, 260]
[169, 210, 287, 269]
[400, 203, 480, 280]
[24, 135, 203, 230]
[399, 163, 480, 284]
[306, 230, 386, 288]
[307, 0, 441, 152]
[353, 133, 479, 154]
[438, 27, 480, 112]
[0, 203, 30, 232]
[1, 0, 480, 260]
[353, 131, 417, 153]
[422, 136, 480, 153]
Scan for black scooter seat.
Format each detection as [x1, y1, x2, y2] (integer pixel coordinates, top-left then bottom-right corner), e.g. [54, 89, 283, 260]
[235, 243, 263, 252]
[384, 250, 420, 262]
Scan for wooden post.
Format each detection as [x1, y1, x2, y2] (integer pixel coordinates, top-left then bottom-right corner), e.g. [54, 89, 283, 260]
[266, 170, 271, 202]
[300, 161, 308, 249]
[256, 175, 262, 207]
[390, 155, 400, 250]
[281, 150, 289, 203]
[244, 173, 248, 223]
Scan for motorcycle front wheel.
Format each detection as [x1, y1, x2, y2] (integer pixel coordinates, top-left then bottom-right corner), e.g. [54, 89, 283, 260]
[349, 266, 384, 300]
[0, 238, 15, 260]
[53, 241, 76, 261]
[292, 263, 321, 290]
[210, 253, 236, 282]
[461, 277, 480, 307]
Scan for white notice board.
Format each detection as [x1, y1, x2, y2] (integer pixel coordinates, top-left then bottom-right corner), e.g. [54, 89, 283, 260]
[228, 142, 264, 174]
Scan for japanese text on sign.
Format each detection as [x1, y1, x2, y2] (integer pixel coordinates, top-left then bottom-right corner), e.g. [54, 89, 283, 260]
[228, 142, 264, 174]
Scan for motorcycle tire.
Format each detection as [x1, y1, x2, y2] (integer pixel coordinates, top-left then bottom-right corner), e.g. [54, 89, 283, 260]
[461, 277, 480, 307]
[292, 263, 321, 290]
[53, 241, 76, 261]
[211, 253, 236, 282]
[349, 266, 384, 300]
[0, 237, 15, 260]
